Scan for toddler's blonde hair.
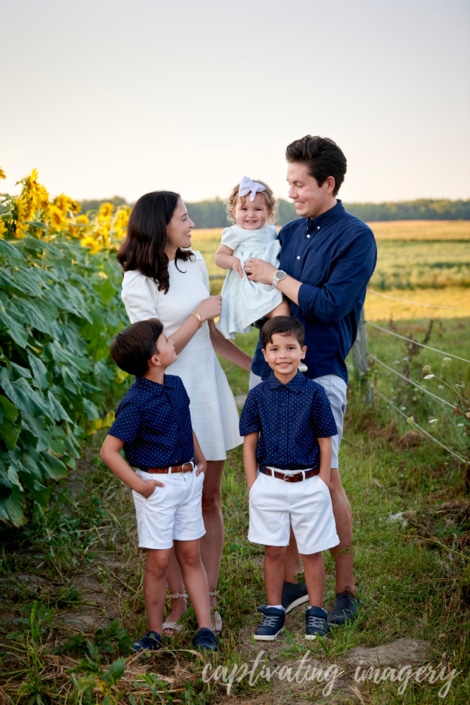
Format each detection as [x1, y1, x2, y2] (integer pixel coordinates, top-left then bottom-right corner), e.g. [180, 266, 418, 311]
[226, 179, 278, 224]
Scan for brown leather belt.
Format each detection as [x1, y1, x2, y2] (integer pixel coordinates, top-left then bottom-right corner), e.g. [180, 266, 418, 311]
[145, 461, 194, 474]
[259, 465, 319, 483]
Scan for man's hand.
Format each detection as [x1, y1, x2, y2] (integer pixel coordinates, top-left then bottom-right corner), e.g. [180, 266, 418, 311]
[244, 258, 277, 284]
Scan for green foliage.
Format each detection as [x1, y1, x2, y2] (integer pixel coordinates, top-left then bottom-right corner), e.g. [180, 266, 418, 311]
[362, 318, 470, 465]
[77, 196, 470, 228]
[0, 236, 127, 526]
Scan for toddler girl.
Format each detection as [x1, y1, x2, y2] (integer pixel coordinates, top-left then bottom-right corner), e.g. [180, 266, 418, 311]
[215, 176, 289, 339]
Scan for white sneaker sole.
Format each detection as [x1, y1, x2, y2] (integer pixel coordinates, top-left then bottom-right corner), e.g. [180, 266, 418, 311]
[285, 593, 309, 614]
[254, 627, 284, 641]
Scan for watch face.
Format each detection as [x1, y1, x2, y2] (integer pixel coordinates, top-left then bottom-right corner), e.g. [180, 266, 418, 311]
[275, 270, 286, 281]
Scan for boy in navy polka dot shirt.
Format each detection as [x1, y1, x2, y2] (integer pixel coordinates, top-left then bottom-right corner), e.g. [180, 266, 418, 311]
[239, 316, 339, 641]
[100, 318, 217, 652]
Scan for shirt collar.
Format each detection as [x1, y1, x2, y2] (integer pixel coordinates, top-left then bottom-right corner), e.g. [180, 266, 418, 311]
[134, 375, 177, 394]
[265, 370, 308, 392]
[306, 199, 345, 233]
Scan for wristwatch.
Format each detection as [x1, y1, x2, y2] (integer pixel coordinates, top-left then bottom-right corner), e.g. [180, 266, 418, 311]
[272, 270, 287, 288]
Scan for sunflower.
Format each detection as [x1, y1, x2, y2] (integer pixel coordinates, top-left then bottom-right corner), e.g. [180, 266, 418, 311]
[97, 202, 114, 221]
[80, 236, 101, 254]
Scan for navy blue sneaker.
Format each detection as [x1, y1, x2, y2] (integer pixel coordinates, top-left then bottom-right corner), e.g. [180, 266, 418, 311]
[132, 630, 163, 651]
[256, 581, 309, 615]
[192, 627, 218, 651]
[254, 607, 285, 641]
[327, 587, 359, 626]
[305, 606, 328, 640]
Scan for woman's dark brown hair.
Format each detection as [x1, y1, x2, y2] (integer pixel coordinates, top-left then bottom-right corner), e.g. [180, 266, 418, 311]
[117, 191, 194, 293]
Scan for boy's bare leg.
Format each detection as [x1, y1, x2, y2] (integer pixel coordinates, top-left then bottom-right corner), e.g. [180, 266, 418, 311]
[165, 460, 224, 630]
[264, 545, 287, 605]
[284, 526, 303, 582]
[144, 548, 172, 634]
[302, 552, 325, 608]
[175, 539, 212, 629]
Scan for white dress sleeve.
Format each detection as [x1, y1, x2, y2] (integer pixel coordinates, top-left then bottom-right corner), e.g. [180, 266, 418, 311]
[220, 226, 245, 252]
[121, 270, 159, 323]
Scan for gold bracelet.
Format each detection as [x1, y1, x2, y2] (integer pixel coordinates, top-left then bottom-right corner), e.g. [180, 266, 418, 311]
[191, 310, 203, 328]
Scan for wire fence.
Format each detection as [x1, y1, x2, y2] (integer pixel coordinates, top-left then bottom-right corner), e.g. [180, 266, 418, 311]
[211, 274, 469, 465]
[354, 288, 470, 466]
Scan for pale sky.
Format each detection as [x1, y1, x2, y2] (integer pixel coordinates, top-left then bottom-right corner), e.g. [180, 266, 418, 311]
[1, 0, 469, 205]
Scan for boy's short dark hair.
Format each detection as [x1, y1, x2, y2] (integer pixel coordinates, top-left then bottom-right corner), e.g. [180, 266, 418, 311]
[110, 318, 164, 377]
[261, 316, 305, 348]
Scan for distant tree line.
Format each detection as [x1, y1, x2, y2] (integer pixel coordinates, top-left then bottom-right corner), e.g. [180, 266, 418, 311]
[79, 197, 470, 227]
[346, 199, 470, 223]
[79, 196, 128, 214]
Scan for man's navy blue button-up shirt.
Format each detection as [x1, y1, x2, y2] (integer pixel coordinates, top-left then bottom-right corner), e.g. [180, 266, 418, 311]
[108, 375, 194, 469]
[252, 200, 377, 384]
[239, 371, 337, 469]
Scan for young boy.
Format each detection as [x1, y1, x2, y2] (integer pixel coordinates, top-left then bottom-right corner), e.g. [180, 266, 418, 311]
[239, 316, 339, 641]
[100, 318, 217, 652]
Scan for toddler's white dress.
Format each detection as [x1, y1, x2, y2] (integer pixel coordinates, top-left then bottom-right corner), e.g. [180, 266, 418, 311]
[121, 252, 241, 460]
[217, 224, 283, 339]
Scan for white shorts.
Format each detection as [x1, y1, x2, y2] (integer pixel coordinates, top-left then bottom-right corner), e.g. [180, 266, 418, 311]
[248, 471, 339, 555]
[132, 469, 205, 549]
[249, 371, 347, 468]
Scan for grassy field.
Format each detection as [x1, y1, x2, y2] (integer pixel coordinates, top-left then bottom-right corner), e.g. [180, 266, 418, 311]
[192, 220, 470, 293]
[0, 221, 469, 704]
[1, 336, 468, 704]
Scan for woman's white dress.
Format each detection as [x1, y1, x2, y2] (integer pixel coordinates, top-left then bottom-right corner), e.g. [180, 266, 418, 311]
[121, 252, 241, 460]
[216, 224, 283, 339]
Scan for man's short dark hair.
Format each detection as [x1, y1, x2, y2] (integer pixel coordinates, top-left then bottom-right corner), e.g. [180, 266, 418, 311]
[261, 316, 305, 348]
[286, 135, 347, 195]
[110, 318, 164, 377]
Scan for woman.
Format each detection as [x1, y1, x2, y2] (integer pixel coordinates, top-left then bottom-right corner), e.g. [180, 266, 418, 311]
[117, 191, 252, 634]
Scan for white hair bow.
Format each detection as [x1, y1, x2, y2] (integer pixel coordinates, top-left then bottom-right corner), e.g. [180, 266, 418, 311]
[238, 176, 266, 202]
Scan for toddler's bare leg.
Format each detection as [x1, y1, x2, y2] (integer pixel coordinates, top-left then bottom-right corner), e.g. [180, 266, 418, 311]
[266, 299, 291, 319]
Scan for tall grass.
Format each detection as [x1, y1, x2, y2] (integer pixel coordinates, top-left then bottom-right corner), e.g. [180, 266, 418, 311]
[0, 222, 469, 704]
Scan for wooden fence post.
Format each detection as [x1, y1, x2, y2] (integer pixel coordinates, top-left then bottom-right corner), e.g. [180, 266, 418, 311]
[351, 309, 373, 404]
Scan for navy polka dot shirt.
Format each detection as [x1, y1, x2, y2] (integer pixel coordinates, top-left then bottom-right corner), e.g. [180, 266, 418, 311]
[108, 375, 194, 469]
[239, 371, 338, 469]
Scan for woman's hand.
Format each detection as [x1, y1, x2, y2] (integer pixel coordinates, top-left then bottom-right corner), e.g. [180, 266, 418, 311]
[198, 295, 223, 321]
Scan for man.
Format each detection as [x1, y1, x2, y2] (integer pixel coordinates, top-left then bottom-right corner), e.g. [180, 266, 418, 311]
[245, 135, 377, 625]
